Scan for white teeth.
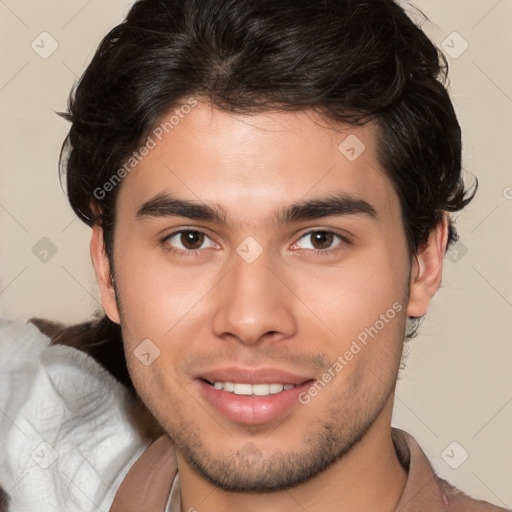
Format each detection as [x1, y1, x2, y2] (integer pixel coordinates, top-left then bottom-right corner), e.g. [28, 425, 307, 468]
[233, 383, 252, 395]
[223, 382, 235, 392]
[211, 382, 295, 396]
[269, 383, 284, 394]
[251, 384, 270, 396]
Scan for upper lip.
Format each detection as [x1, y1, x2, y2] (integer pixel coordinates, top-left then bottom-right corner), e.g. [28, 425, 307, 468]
[197, 367, 314, 386]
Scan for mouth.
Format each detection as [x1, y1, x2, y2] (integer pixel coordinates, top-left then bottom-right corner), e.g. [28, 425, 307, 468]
[195, 367, 314, 425]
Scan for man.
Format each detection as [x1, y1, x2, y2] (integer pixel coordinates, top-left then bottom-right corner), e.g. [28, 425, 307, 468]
[0, 0, 508, 510]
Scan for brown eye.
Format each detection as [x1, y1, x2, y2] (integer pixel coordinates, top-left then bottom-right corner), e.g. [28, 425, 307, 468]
[180, 231, 204, 250]
[164, 230, 217, 253]
[310, 231, 335, 250]
[293, 230, 345, 253]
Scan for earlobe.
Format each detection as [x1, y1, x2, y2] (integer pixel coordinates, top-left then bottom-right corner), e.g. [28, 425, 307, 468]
[406, 216, 449, 318]
[90, 224, 121, 324]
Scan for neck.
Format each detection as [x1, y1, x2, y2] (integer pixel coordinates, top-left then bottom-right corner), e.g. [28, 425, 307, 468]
[176, 396, 407, 512]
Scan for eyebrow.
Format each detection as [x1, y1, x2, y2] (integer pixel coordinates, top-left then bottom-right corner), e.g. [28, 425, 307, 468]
[135, 192, 377, 227]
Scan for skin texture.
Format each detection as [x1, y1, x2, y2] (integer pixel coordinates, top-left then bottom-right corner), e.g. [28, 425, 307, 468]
[91, 101, 447, 512]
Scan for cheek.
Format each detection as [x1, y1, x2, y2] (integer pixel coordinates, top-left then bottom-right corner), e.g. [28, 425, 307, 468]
[113, 245, 212, 337]
[290, 243, 409, 389]
[123, 353, 190, 433]
[294, 251, 407, 338]
[112, 248, 223, 397]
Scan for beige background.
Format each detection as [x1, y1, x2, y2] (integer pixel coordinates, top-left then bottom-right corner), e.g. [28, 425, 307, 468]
[1, 0, 511, 506]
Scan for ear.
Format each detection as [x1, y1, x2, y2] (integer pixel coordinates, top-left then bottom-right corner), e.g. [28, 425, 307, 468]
[407, 215, 449, 318]
[90, 224, 121, 324]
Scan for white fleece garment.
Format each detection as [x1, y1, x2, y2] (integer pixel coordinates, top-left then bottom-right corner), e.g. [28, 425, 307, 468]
[0, 319, 155, 512]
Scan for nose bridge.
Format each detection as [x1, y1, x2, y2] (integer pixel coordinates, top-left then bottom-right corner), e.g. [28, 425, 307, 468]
[211, 245, 296, 345]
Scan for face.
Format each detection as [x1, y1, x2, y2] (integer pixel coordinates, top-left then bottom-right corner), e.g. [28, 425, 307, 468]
[92, 101, 441, 492]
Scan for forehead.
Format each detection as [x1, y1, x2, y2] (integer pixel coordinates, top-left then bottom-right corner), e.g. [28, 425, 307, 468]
[115, 102, 397, 227]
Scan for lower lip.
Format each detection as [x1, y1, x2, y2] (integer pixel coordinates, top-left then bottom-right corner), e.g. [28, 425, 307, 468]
[197, 380, 312, 425]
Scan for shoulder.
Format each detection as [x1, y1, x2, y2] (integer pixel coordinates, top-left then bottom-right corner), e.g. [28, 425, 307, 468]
[438, 477, 511, 512]
[392, 428, 509, 512]
[0, 318, 158, 512]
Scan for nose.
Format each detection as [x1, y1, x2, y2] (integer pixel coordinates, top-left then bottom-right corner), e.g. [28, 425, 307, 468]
[211, 247, 297, 346]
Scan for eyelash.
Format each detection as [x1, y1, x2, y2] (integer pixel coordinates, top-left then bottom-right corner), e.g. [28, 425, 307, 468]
[161, 229, 348, 258]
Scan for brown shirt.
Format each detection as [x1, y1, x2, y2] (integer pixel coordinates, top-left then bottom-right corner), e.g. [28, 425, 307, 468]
[109, 428, 509, 512]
